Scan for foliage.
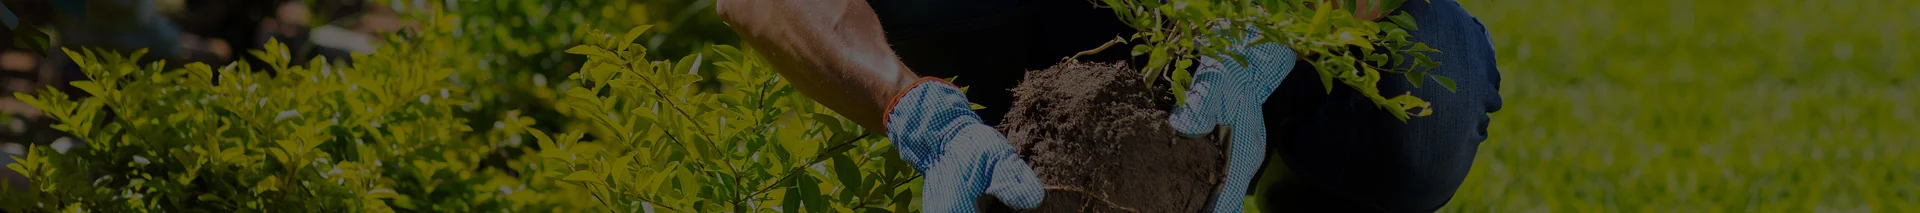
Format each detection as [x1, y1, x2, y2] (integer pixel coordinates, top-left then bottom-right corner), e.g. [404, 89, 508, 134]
[1101, 0, 1448, 121]
[4, 38, 502, 211]
[510, 26, 921, 212]
[11, 0, 1912, 212]
[390, 0, 741, 163]
[2, 5, 913, 212]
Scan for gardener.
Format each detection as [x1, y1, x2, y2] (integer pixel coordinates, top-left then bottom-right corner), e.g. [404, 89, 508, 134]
[717, 0, 1501, 212]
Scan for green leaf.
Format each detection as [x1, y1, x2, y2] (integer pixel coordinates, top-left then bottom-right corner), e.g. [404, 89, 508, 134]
[1410, 43, 1441, 53]
[5, 160, 24, 176]
[892, 189, 912, 212]
[1377, 22, 1401, 32]
[1147, 46, 1171, 71]
[529, 128, 560, 155]
[1172, 67, 1192, 104]
[564, 45, 620, 61]
[675, 53, 704, 80]
[1433, 75, 1458, 93]
[803, 174, 826, 213]
[62, 48, 86, 67]
[1175, 58, 1194, 72]
[832, 154, 864, 195]
[564, 171, 603, 183]
[69, 81, 107, 96]
[1319, 67, 1336, 93]
[618, 25, 654, 51]
[366, 188, 401, 199]
[1405, 70, 1426, 88]
[129, 49, 150, 62]
[10, 24, 50, 54]
[1412, 53, 1437, 71]
[783, 177, 802, 212]
[12, 92, 48, 113]
[1144, 46, 1171, 88]
[1390, 48, 1406, 67]
[253, 176, 281, 195]
[1390, 12, 1417, 30]
[1367, 53, 1387, 65]
[588, 62, 621, 83]
[811, 114, 848, 139]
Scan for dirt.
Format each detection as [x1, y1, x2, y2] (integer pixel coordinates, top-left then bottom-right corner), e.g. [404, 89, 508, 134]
[984, 62, 1226, 213]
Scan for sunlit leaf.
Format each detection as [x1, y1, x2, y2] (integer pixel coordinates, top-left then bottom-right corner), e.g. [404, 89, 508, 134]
[1433, 75, 1458, 93]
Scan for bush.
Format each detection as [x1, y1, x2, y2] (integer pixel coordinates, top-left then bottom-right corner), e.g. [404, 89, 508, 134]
[3, 7, 914, 212]
[1101, 0, 1449, 121]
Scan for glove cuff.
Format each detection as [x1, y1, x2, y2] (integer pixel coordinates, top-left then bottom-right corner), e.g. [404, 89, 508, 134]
[884, 77, 979, 173]
[884, 77, 961, 124]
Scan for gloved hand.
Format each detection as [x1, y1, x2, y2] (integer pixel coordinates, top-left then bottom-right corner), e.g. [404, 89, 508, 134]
[886, 77, 1045, 213]
[1168, 34, 1297, 213]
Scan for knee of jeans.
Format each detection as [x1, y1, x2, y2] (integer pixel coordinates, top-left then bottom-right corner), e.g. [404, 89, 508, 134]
[1392, 149, 1477, 212]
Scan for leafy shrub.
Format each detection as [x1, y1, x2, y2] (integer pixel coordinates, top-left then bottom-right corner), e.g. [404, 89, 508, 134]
[5, 38, 503, 211]
[4, 18, 912, 213]
[513, 26, 919, 213]
[1101, 0, 1449, 120]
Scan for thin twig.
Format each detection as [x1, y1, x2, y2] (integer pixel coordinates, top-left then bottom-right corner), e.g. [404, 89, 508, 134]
[618, 57, 715, 148]
[738, 133, 873, 201]
[587, 182, 618, 213]
[1065, 36, 1129, 63]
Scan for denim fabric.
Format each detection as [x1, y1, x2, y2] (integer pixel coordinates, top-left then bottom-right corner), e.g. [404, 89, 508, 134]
[54, 0, 184, 57]
[0, 152, 24, 190]
[1257, 0, 1503, 212]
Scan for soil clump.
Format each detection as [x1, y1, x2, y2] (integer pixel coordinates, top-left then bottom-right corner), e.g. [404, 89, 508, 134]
[987, 62, 1226, 213]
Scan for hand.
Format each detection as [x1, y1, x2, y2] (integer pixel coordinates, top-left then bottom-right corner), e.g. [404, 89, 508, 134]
[1168, 33, 1296, 212]
[886, 77, 1045, 213]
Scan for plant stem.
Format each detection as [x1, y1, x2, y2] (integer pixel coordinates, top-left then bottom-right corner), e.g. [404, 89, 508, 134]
[1067, 36, 1129, 62]
[739, 133, 871, 201]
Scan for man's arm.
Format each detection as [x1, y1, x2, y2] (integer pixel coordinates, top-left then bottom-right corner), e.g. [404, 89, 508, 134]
[1304, 0, 1405, 21]
[1346, 0, 1406, 21]
[719, 3, 1048, 211]
[716, 0, 918, 132]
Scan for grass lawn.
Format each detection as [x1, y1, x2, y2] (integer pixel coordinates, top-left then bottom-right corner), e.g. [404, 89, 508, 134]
[1435, 0, 1918, 211]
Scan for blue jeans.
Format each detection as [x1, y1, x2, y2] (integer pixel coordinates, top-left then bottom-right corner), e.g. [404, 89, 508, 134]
[0, 152, 24, 190]
[1256, 0, 1503, 212]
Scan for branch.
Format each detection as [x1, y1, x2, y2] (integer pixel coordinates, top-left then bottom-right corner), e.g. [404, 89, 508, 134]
[738, 133, 873, 202]
[586, 182, 618, 213]
[1064, 36, 1128, 63]
[615, 57, 716, 148]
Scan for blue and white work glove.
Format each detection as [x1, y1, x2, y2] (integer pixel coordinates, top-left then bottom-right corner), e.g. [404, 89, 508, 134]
[1168, 34, 1297, 213]
[886, 77, 1046, 213]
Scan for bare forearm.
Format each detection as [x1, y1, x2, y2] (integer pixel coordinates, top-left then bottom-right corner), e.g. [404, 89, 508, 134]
[718, 0, 917, 132]
[1343, 0, 1407, 21]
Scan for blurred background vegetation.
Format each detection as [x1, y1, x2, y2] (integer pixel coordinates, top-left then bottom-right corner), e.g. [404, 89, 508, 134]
[1437, 0, 1918, 212]
[2, 0, 1914, 212]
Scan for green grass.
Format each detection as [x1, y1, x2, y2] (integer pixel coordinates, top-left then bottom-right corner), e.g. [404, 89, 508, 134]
[1438, 0, 1918, 212]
